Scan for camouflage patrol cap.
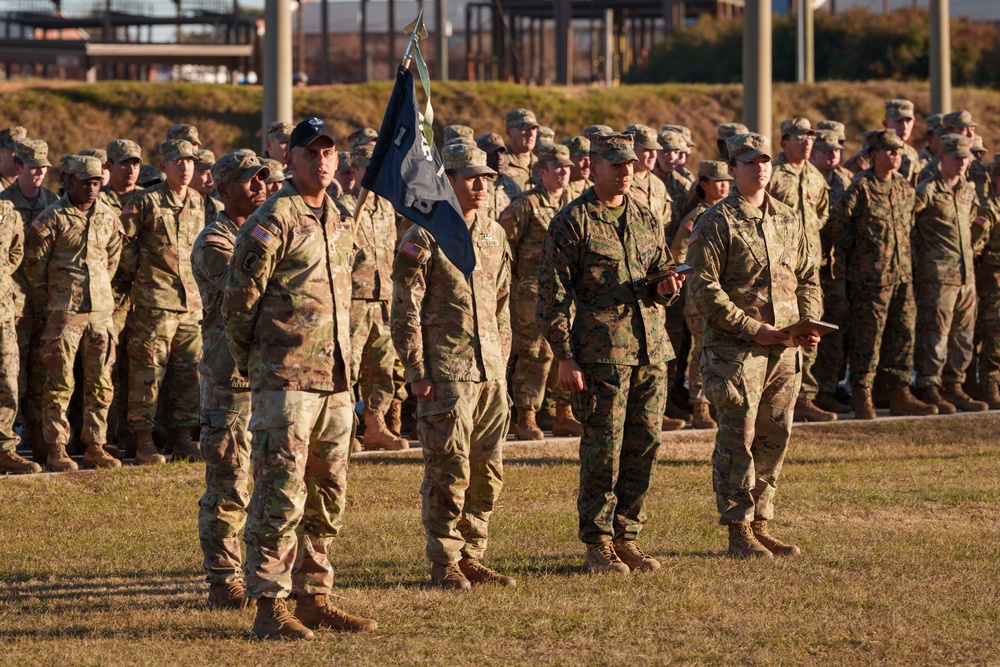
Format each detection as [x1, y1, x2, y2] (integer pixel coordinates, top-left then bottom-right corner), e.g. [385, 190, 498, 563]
[726, 133, 772, 163]
[0, 126, 27, 150]
[137, 163, 164, 187]
[443, 124, 475, 142]
[350, 144, 374, 168]
[537, 126, 556, 145]
[261, 158, 285, 184]
[475, 132, 506, 154]
[194, 149, 216, 170]
[336, 150, 352, 173]
[537, 143, 572, 167]
[561, 135, 591, 157]
[58, 154, 77, 174]
[657, 129, 687, 152]
[971, 134, 987, 156]
[160, 140, 196, 162]
[79, 148, 108, 164]
[106, 139, 142, 163]
[816, 120, 846, 143]
[940, 134, 973, 159]
[884, 99, 915, 121]
[348, 127, 378, 149]
[780, 117, 815, 138]
[864, 128, 904, 151]
[211, 149, 270, 186]
[583, 124, 614, 138]
[814, 130, 843, 153]
[590, 132, 637, 164]
[266, 121, 294, 141]
[943, 109, 978, 130]
[697, 160, 733, 181]
[444, 137, 477, 148]
[625, 124, 662, 151]
[505, 108, 539, 131]
[15, 139, 51, 168]
[442, 144, 497, 177]
[925, 113, 943, 134]
[717, 123, 750, 141]
[63, 155, 104, 180]
[166, 123, 200, 145]
[661, 124, 694, 147]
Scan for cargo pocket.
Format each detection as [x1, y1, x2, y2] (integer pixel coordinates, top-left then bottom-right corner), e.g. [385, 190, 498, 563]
[416, 393, 461, 456]
[200, 409, 241, 467]
[249, 404, 296, 469]
[701, 347, 747, 409]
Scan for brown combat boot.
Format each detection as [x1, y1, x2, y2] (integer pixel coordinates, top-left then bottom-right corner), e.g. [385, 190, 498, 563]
[536, 405, 556, 432]
[134, 430, 166, 465]
[351, 437, 363, 454]
[691, 402, 717, 429]
[661, 415, 686, 431]
[514, 409, 544, 441]
[912, 385, 956, 415]
[295, 594, 378, 632]
[793, 396, 837, 422]
[252, 597, 314, 640]
[386, 398, 404, 437]
[362, 407, 408, 450]
[169, 427, 202, 462]
[888, 386, 939, 416]
[430, 562, 472, 590]
[851, 386, 877, 420]
[814, 391, 852, 414]
[985, 381, 1000, 410]
[0, 449, 42, 474]
[611, 538, 661, 572]
[207, 581, 255, 610]
[941, 382, 989, 412]
[82, 442, 122, 469]
[46, 442, 78, 472]
[458, 556, 517, 587]
[665, 398, 691, 423]
[727, 523, 773, 560]
[583, 541, 630, 574]
[552, 402, 583, 437]
[750, 520, 801, 556]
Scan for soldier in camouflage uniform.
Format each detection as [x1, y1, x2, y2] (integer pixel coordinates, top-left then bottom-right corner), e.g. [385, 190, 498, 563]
[166, 123, 200, 150]
[715, 123, 749, 161]
[192, 149, 223, 224]
[336, 144, 407, 451]
[911, 134, 989, 413]
[1, 138, 59, 463]
[686, 133, 819, 559]
[918, 114, 943, 171]
[390, 144, 515, 590]
[265, 121, 293, 160]
[223, 118, 377, 640]
[0, 127, 27, 190]
[653, 129, 690, 230]
[348, 127, 378, 150]
[23, 155, 122, 472]
[537, 132, 682, 574]
[261, 158, 285, 198]
[882, 100, 921, 186]
[662, 125, 697, 183]
[562, 135, 591, 199]
[831, 129, 936, 419]
[191, 150, 270, 610]
[476, 133, 517, 221]
[443, 124, 475, 143]
[973, 160, 1000, 408]
[78, 148, 110, 187]
[502, 108, 539, 192]
[119, 140, 205, 465]
[330, 151, 351, 200]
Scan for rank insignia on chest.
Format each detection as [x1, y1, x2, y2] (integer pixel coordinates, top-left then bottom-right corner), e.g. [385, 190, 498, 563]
[401, 239, 429, 264]
[250, 224, 275, 248]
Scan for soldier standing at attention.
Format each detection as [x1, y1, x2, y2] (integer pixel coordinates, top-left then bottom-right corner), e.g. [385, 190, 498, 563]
[883, 100, 921, 186]
[686, 133, 819, 559]
[662, 125, 697, 183]
[390, 144, 514, 590]
[265, 121, 293, 161]
[191, 150, 270, 610]
[502, 108, 539, 193]
[23, 155, 122, 472]
[537, 132, 682, 574]
[192, 149, 223, 224]
[476, 133, 517, 222]
[653, 129, 690, 230]
[973, 159, 1000, 408]
[261, 158, 285, 197]
[224, 118, 377, 640]
[918, 114, 943, 171]
[166, 123, 201, 150]
[561, 135, 592, 199]
[0, 127, 27, 190]
[714, 123, 749, 161]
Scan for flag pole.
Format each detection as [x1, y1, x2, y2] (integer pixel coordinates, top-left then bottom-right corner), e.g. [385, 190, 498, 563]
[353, 9, 427, 230]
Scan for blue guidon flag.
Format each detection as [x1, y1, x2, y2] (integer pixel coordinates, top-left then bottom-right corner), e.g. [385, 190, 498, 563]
[361, 65, 475, 278]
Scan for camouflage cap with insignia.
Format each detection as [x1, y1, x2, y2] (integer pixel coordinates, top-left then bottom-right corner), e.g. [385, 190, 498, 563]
[58, 154, 77, 174]
[814, 130, 843, 153]
[925, 113, 943, 134]
[625, 124, 662, 151]
[780, 117, 815, 138]
[475, 132, 506, 154]
[590, 132, 638, 164]
[15, 139, 52, 168]
[261, 158, 285, 183]
[864, 128, 904, 151]
[0, 126, 27, 150]
[160, 140, 196, 162]
[717, 123, 750, 142]
[79, 148, 108, 164]
[336, 150, 352, 173]
[943, 109, 978, 130]
[137, 163, 164, 187]
[166, 123, 200, 145]
[505, 108, 539, 131]
[443, 144, 497, 177]
[661, 124, 694, 147]
[537, 126, 556, 145]
[106, 139, 142, 163]
[194, 149, 217, 170]
[583, 124, 614, 138]
[971, 134, 987, 156]
[697, 160, 733, 181]
[444, 136, 477, 148]
[940, 133, 973, 159]
[350, 144, 374, 168]
[816, 120, 846, 143]
[657, 129, 687, 152]
[212, 149, 270, 186]
[885, 99, 915, 121]
[348, 127, 378, 149]
[443, 124, 475, 142]
[726, 133, 773, 163]
[266, 121, 294, 141]
[63, 155, 105, 180]
[561, 135, 591, 157]
[537, 143, 572, 167]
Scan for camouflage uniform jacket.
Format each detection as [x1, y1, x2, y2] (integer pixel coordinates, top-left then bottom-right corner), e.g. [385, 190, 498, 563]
[918, 157, 940, 184]
[502, 149, 537, 193]
[767, 155, 830, 270]
[22, 195, 122, 313]
[0, 199, 22, 321]
[629, 170, 672, 240]
[119, 182, 204, 313]
[0, 181, 58, 317]
[670, 201, 709, 265]
[336, 191, 396, 300]
[658, 169, 692, 226]
[390, 211, 511, 383]
[899, 142, 921, 187]
[500, 185, 570, 284]
[969, 160, 990, 205]
[913, 174, 978, 286]
[975, 198, 1000, 268]
[204, 194, 224, 225]
[536, 187, 677, 366]
[102, 186, 141, 311]
[686, 191, 820, 348]
[0, 175, 12, 191]
[831, 170, 915, 287]
[566, 179, 588, 200]
[821, 167, 854, 282]
[191, 211, 247, 389]
[484, 174, 517, 222]
[223, 180, 353, 393]
[917, 146, 935, 171]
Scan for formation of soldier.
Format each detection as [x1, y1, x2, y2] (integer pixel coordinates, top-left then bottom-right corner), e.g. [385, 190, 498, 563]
[0, 96, 998, 639]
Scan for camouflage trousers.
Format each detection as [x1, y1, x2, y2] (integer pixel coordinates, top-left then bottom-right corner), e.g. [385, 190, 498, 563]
[349, 299, 404, 411]
[814, 277, 848, 394]
[848, 281, 915, 390]
[976, 266, 1000, 382]
[416, 379, 509, 565]
[14, 312, 45, 436]
[40, 311, 115, 448]
[127, 307, 201, 431]
[798, 284, 824, 400]
[683, 300, 706, 404]
[702, 343, 800, 525]
[107, 308, 130, 444]
[0, 317, 18, 453]
[511, 281, 568, 411]
[198, 381, 252, 585]
[244, 389, 354, 599]
[571, 363, 665, 544]
[664, 298, 687, 393]
[914, 282, 977, 387]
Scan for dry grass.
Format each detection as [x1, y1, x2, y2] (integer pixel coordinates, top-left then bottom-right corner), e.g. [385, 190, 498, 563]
[1, 415, 1000, 665]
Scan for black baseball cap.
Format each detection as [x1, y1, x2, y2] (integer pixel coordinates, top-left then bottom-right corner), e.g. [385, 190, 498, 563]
[289, 117, 337, 149]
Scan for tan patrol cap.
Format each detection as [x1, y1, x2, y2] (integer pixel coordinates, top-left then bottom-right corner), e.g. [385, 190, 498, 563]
[348, 127, 378, 149]
[780, 118, 815, 138]
[925, 113, 943, 134]
[15, 139, 52, 168]
[0, 126, 27, 150]
[350, 144, 374, 168]
[160, 140, 196, 162]
[940, 134, 973, 159]
[261, 158, 285, 184]
[971, 135, 987, 156]
[697, 160, 733, 181]
[583, 124, 613, 138]
[625, 124, 662, 151]
[444, 137, 477, 148]
[943, 109, 978, 130]
[505, 108, 539, 131]
[63, 155, 104, 180]
[885, 99, 915, 121]
[561, 135, 591, 157]
[336, 150, 352, 173]
[194, 149, 216, 170]
[211, 149, 269, 186]
[266, 121, 294, 141]
[443, 124, 475, 142]
[864, 128, 904, 151]
[726, 133, 772, 163]
[816, 120, 846, 143]
[661, 124, 694, 147]
[814, 130, 843, 153]
[166, 123, 200, 145]
[79, 148, 108, 164]
[717, 122, 750, 141]
[657, 129, 687, 152]
[537, 126, 556, 145]
[107, 139, 142, 163]
[442, 144, 497, 177]
[476, 133, 506, 154]
[138, 164, 164, 187]
[537, 143, 572, 167]
[590, 132, 637, 164]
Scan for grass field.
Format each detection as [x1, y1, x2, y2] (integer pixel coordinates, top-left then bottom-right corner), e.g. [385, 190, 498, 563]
[1, 414, 999, 665]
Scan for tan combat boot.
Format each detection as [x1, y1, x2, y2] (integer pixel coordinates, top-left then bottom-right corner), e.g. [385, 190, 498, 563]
[661, 415, 686, 431]
[351, 437, 363, 454]
[985, 380, 1000, 410]
[611, 538, 661, 572]
[458, 556, 517, 587]
[386, 398, 404, 437]
[169, 427, 202, 462]
[362, 407, 408, 450]
[82, 442, 122, 469]
[295, 594, 378, 632]
[536, 405, 556, 432]
[750, 520, 801, 556]
[793, 396, 837, 422]
[888, 386, 939, 416]
[207, 581, 254, 610]
[0, 450, 42, 474]
[583, 541, 630, 574]
[252, 597, 314, 640]
[691, 402, 717, 429]
[912, 385, 956, 415]
[134, 430, 166, 465]
[665, 398, 691, 423]
[46, 442, 78, 472]
[727, 523, 773, 559]
[941, 382, 989, 412]
[851, 387, 877, 420]
[552, 402, 583, 437]
[430, 562, 472, 590]
[514, 409, 544, 441]
[814, 391, 852, 414]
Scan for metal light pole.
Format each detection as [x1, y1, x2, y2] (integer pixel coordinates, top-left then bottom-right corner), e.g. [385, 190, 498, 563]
[742, 0, 772, 137]
[797, 0, 814, 84]
[263, 0, 293, 152]
[929, 0, 951, 113]
[435, 0, 448, 80]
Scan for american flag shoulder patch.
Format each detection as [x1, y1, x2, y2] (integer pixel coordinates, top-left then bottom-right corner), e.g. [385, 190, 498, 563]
[974, 215, 987, 227]
[250, 224, 275, 248]
[400, 239, 428, 264]
[31, 218, 48, 235]
[121, 204, 135, 216]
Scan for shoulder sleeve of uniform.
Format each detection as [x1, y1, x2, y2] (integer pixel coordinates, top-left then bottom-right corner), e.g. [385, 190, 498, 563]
[30, 213, 53, 239]
[392, 226, 433, 286]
